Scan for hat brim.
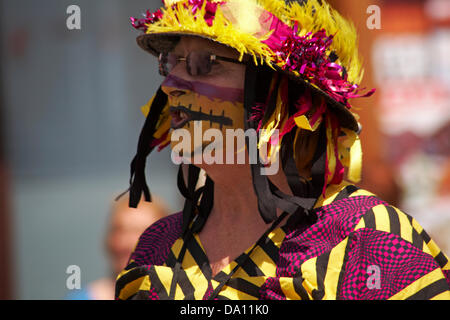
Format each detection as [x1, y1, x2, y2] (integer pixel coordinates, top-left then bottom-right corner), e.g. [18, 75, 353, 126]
[137, 33, 359, 132]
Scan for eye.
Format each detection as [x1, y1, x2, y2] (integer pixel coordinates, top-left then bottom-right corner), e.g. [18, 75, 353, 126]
[167, 53, 181, 69]
[208, 59, 223, 74]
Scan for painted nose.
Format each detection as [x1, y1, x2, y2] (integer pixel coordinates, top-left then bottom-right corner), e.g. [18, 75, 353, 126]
[161, 74, 194, 97]
[169, 90, 186, 97]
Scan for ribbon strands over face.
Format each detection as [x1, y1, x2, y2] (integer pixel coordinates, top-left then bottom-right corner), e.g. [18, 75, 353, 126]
[124, 87, 168, 208]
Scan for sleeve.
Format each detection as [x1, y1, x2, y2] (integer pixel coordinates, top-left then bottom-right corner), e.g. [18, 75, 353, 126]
[114, 212, 183, 300]
[338, 204, 450, 300]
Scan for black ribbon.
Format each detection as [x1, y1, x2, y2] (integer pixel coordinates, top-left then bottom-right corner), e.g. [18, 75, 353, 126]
[206, 210, 289, 300]
[177, 164, 214, 237]
[244, 64, 324, 225]
[170, 164, 214, 299]
[117, 86, 168, 208]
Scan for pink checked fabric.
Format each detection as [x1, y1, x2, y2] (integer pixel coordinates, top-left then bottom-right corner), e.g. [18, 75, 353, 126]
[118, 191, 450, 300]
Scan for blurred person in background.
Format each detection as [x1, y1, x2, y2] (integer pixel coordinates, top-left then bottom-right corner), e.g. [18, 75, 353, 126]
[66, 194, 168, 300]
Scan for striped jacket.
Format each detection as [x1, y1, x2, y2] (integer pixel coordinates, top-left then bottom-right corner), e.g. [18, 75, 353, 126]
[115, 182, 450, 300]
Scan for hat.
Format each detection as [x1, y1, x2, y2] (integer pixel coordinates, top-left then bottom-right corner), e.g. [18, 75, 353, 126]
[124, 0, 375, 228]
[132, 0, 374, 132]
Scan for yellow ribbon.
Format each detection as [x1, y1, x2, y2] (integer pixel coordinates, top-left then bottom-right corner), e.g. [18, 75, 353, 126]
[341, 128, 362, 183]
[294, 115, 322, 132]
[140, 95, 171, 140]
[325, 120, 336, 185]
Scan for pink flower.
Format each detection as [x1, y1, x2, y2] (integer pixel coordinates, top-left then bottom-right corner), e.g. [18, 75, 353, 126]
[130, 9, 163, 31]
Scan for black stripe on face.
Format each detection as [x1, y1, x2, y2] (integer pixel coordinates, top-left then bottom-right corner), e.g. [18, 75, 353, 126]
[170, 105, 233, 129]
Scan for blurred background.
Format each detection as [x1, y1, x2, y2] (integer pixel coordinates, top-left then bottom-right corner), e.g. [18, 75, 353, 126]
[0, 0, 449, 299]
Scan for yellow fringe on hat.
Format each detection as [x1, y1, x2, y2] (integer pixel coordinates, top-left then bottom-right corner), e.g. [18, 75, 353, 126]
[257, 0, 363, 84]
[147, 0, 363, 85]
[147, 1, 273, 66]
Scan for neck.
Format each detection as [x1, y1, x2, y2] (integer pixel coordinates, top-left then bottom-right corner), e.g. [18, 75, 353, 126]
[207, 164, 260, 227]
[196, 164, 292, 271]
[200, 163, 292, 230]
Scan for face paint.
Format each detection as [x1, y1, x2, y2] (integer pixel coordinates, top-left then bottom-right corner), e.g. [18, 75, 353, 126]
[162, 74, 244, 104]
[169, 105, 233, 130]
[162, 74, 245, 162]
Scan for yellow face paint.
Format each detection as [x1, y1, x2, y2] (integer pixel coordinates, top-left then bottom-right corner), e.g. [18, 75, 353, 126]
[162, 75, 245, 162]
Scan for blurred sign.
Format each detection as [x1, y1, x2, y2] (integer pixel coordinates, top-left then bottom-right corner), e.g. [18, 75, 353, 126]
[373, 32, 450, 143]
[371, 2, 450, 248]
[373, 32, 449, 135]
[425, 0, 450, 22]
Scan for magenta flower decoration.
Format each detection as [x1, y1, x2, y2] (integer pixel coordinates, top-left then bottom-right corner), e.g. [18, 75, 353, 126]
[130, 9, 164, 32]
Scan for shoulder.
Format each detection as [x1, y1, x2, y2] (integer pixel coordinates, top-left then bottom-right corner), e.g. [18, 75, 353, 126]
[128, 212, 183, 267]
[321, 183, 450, 274]
[353, 201, 446, 260]
[137, 212, 183, 245]
[339, 203, 450, 299]
[305, 182, 388, 237]
[278, 183, 386, 275]
[278, 184, 450, 299]
[313, 182, 388, 228]
[351, 203, 450, 270]
[314, 181, 381, 209]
